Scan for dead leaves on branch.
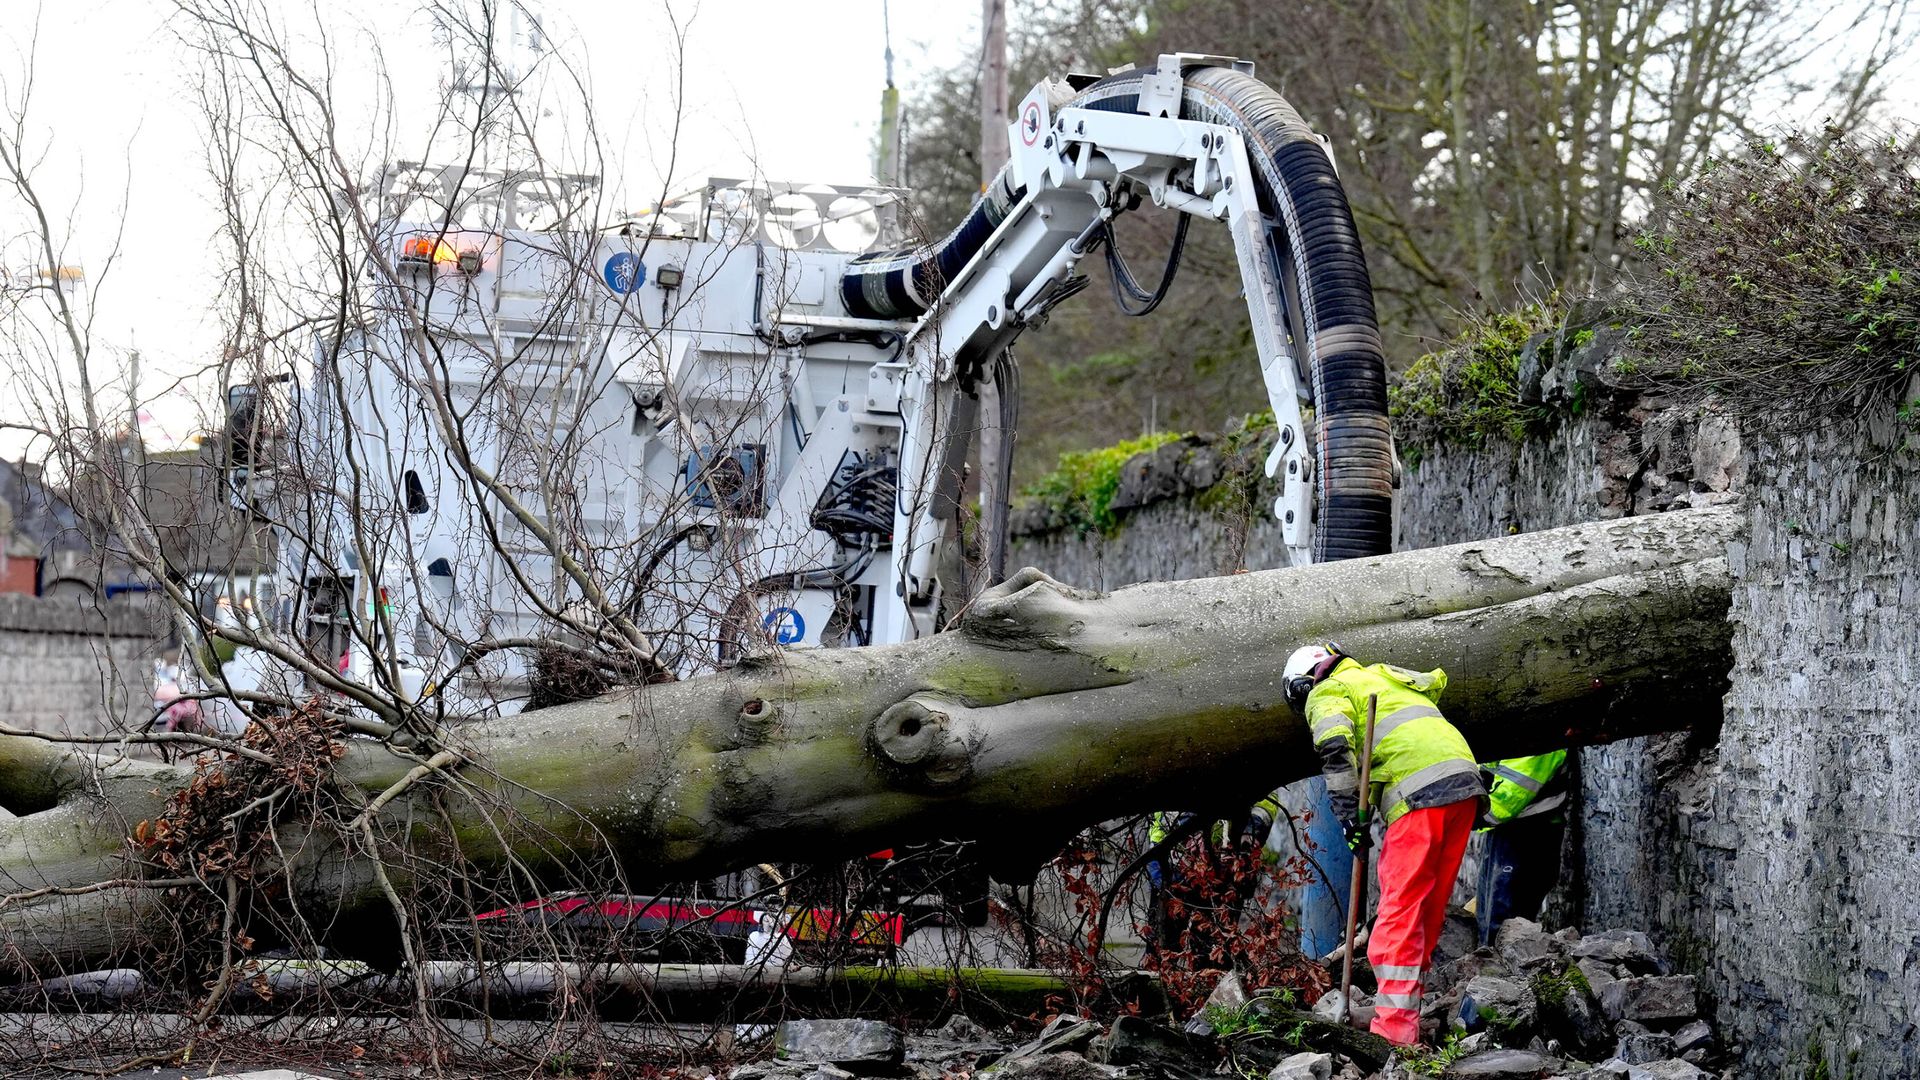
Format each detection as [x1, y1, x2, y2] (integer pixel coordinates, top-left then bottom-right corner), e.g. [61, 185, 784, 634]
[135, 700, 347, 880]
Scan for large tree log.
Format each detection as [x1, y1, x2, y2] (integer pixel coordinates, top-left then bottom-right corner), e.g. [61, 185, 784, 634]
[0, 508, 1738, 976]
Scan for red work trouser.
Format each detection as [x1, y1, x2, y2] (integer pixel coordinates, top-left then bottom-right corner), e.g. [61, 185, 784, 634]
[1367, 798, 1477, 1046]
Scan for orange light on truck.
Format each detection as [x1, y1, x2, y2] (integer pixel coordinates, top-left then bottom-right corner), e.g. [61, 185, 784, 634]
[398, 236, 458, 268]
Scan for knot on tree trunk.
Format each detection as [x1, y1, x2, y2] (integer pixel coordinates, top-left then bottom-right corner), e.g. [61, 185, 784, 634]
[868, 698, 975, 789]
[961, 566, 1103, 648]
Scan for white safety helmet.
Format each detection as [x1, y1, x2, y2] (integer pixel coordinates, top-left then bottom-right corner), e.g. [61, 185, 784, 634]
[1283, 643, 1342, 712]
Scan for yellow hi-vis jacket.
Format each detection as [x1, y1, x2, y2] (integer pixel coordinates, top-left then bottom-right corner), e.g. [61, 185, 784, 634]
[1306, 658, 1484, 825]
[1484, 751, 1569, 823]
[1149, 790, 1283, 846]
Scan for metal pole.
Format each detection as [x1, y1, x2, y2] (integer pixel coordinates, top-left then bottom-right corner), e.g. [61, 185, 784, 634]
[1339, 693, 1378, 1025]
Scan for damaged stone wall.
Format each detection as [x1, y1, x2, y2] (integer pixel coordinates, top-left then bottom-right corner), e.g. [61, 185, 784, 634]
[1009, 375, 1917, 1075]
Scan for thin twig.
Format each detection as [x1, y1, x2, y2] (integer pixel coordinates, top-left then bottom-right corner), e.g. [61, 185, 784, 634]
[0, 876, 197, 911]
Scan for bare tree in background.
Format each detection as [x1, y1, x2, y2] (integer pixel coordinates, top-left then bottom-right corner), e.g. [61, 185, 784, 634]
[900, 0, 1917, 480]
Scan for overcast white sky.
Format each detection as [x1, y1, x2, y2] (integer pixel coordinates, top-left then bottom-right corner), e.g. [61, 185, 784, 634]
[0, 0, 983, 448]
[3, 1, 1911, 454]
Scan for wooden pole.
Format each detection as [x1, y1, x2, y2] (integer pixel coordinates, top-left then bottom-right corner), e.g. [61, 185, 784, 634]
[977, 0, 1010, 586]
[1339, 693, 1378, 1025]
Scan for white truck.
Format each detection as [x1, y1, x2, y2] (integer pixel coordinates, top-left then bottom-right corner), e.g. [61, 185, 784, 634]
[225, 55, 1395, 718]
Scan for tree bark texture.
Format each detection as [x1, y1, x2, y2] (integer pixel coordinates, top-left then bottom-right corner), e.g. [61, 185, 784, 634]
[0, 507, 1738, 976]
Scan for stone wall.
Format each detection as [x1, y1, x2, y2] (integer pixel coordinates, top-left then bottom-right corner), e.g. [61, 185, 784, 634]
[0, 593, 168, 738]
[1010, 395, 1918, 1076]
[1386, 406, 1918, 1077]
[1661, 415, 1919, 1077]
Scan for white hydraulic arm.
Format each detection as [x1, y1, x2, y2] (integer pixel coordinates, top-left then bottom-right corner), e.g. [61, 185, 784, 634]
[880, 55, 1321, 643]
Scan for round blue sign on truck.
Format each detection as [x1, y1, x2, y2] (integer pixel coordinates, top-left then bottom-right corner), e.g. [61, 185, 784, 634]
[763, 607, 806, 645]
[603, 252, 645, 294]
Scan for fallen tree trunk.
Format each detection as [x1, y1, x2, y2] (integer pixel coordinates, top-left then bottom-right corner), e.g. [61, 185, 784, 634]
[0, 508, 1738, 976]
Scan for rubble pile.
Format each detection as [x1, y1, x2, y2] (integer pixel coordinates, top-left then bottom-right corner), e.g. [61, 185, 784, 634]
[734, 919, 1724, 1080]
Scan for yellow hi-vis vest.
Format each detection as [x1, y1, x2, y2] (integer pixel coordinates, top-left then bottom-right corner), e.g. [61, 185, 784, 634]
[1484, 751, 1569, 823]
[1306, 659, 1483, 824]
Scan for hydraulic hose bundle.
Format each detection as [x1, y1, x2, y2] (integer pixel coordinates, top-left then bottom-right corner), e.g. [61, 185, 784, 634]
[838, 66, 1393, 563]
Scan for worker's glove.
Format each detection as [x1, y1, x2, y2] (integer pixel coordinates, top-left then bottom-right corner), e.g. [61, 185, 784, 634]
[1343, 819, 1372, 854]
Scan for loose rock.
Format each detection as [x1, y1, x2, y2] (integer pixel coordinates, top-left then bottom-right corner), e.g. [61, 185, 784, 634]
[776, 1020, 907, 1075]
[1612, 1022, 1676, 1065]
[1494, 919, 1561, 971]
[1536, 969, 1610, 1056]
[1440, 1048, 1559, 1078]
[1090, 1015, 1215, 1080]
[1453, 1033, 1494, 1055]
[1575, 960, 1619, 993]
[1622, 1061, 1709, 1080]
[1457, 976, 1539, 1044]
[1005, 1016, 1101, 1060]
[1189, 972, 1251, 1035]
[985, 1052, 1116, 1080]
[1597, 977, 1696, 1025]
[1669, 1020, 1711, 1059]
[1570, 931, 1662, 976]
[937, 1016, 993, 1043]
[1313, 987, 1373, 1024]
[1268, 1051, 1334, 1080]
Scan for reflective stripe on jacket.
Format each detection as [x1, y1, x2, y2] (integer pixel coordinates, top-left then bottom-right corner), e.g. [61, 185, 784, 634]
[1306, 658, 1483, 825]
[1484, 751, 1569, 823]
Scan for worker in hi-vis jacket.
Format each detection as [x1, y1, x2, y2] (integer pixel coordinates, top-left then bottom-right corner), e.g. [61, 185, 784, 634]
[1475, 750, 1571, 944]
[1283, 644, 1486, 1047]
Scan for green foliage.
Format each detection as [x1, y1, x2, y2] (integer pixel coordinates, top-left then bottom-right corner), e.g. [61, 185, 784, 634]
[1395, 1030, 1470, 1076]
[1620, 129, 1920, 420]
[1387, 303, 1560, 451]
[1531, 964, 1591, 1010]
[1204, 1000, 1277, 1038]
[1019, 431, 1187, 533]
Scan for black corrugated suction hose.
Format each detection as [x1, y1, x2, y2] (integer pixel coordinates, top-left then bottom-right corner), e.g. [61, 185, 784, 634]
[839, 66, 1393, 562]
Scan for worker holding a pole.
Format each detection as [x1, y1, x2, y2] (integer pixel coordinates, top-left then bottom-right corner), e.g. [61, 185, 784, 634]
[1282, 645, 1485, 1047]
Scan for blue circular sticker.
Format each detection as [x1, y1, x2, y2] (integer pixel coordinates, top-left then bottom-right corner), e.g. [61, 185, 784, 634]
[763, 606, 806, 645]
[603, 252, 645, 294]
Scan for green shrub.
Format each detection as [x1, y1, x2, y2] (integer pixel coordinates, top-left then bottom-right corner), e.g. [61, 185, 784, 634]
[1019, 431, 1186, 534]
[1620, 129, 1920, 420]
[1387, 303, 1559, 452]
